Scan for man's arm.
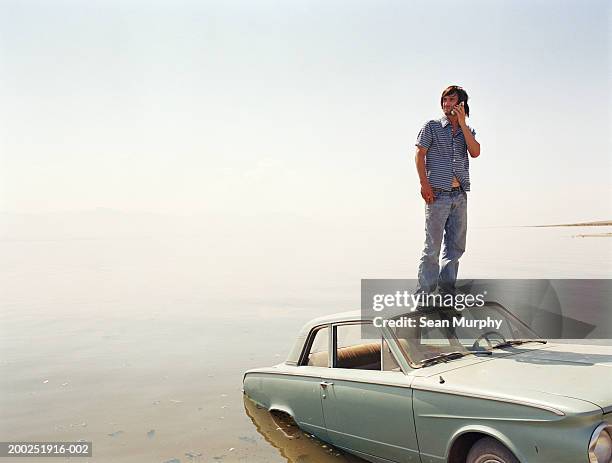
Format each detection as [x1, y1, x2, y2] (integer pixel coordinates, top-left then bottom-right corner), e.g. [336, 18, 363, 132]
[460, 124, 480, 158]
[415, 145, 434, 203]
[454, 103, 480, 158]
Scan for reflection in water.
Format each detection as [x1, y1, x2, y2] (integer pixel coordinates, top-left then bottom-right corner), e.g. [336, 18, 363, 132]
[243, 395, 366, 463]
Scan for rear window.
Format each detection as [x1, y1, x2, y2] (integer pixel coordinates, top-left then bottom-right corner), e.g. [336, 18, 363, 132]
[306, 327, 329, 367]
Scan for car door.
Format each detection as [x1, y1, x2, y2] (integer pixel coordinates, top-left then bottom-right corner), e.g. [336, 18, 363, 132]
[320, 322, 420, 463]
[287, 324, 331, 441]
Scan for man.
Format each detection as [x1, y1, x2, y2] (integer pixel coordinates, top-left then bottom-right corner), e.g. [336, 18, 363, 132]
[415, 85, 480, 295]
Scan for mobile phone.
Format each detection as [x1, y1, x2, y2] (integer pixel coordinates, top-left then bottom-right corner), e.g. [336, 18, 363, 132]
[450, 101, 464, 116]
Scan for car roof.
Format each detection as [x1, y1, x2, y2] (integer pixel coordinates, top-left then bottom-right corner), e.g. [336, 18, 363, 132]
[284, 302, 538, 365]
[302, 309, 364, 328]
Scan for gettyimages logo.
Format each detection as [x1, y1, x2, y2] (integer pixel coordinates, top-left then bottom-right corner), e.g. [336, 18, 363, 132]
[360, 279, 612, 340]
[372, 290, 486, 312]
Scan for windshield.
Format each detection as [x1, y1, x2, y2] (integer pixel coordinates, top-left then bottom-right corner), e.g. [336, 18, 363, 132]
[386, 302, 542, 366]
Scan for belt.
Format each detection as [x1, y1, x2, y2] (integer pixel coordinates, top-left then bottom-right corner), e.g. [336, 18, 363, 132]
[433, 186, 463, 193]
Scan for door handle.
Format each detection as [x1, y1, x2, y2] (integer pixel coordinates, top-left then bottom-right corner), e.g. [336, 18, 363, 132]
[320, 381, 334, 388]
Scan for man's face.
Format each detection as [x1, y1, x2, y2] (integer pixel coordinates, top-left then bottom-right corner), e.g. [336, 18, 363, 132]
[442, 93, 459, 116]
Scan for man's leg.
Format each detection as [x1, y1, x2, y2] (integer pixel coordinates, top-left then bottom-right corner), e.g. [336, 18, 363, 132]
[439, 191, 468, 294]
[417, 194, 451, 294]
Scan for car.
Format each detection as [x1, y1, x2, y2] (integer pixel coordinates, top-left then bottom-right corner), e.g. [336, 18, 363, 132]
[242, 302, 612, 463]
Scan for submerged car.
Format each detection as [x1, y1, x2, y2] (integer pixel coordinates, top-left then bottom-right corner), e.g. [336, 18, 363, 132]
[243, 302, 612, 463]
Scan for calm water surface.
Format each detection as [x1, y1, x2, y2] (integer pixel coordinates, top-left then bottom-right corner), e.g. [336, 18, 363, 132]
[1, 225, 610, 462]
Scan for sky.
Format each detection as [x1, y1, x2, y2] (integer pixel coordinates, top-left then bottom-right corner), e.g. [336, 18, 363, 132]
[0, 0, 610, 227]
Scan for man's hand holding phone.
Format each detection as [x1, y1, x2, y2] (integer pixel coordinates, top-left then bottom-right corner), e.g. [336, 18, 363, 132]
[453, 101, 467, 127]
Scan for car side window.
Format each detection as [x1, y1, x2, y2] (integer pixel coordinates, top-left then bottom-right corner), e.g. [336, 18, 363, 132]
[306, 327, 329, 367]
[335, 323, 382, 370]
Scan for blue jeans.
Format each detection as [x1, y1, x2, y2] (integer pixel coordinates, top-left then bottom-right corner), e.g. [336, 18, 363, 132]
[417, 189, 467, 295]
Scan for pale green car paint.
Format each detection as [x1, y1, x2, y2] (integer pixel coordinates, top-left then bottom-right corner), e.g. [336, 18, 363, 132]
[243, 310, 612, 463]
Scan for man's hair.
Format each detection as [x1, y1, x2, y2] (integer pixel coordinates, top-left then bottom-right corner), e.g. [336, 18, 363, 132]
[441, 85, 470, 117]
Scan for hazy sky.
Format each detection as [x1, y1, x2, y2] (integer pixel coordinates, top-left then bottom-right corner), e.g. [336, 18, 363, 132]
[1, 0, 610, 225]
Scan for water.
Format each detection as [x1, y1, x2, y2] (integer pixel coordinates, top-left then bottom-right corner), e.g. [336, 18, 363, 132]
[1, 219, 610, 462]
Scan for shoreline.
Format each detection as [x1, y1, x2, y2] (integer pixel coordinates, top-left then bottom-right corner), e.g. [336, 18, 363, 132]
[531, 220, 612, 227]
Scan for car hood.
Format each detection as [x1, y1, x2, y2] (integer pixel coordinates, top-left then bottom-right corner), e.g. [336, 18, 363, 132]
[414, 343, 612, 413]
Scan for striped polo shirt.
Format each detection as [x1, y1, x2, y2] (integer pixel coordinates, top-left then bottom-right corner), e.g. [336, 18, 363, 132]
[415, 116, 476, 192]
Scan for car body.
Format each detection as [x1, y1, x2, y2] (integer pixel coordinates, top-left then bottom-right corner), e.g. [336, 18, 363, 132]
[243, 302, 612, 463]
